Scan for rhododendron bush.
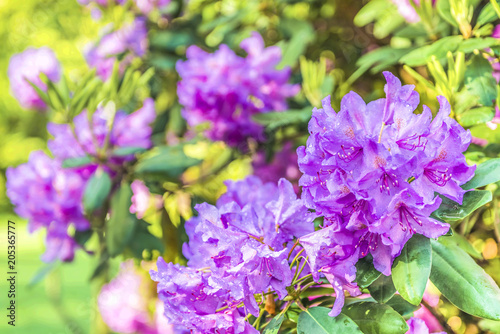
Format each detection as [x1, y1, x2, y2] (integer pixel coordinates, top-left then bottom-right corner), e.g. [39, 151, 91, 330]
[4, 0, 500, 333]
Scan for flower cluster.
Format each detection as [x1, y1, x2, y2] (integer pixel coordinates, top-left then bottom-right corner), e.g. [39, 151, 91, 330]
[176, 32, 299, 147]
[297, 72, 475, 315]
[6, 151, 89, 262]
[406, 318, 446, 334]
[6, 100, 155, 261]
[98, 260, 184, 334]
[85, 18, 148, 80]
[8, 47, 61, 110]
[151, 176, 315, 333]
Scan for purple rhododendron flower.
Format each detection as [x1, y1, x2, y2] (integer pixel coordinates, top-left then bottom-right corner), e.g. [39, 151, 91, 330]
[252, 142, 301, 190]
[47, 98, 155, 174]
[391, 0, 437, 23]
[297, 72, 474, 315]
[85, 18, 148, 80]
[8, 47, 61, 110]
[406, 317, 446, 334]
[152, 176, 314, 332]
[6, 151, 89, 262]
[176, 32, 299, 147]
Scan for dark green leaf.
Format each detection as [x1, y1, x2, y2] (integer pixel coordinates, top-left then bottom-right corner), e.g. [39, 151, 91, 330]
[113, 146, 147, 157]
[134, 145, 201, 179]
[297, 307, 362, 334]
[392, 234, 431, 305]
[150, 31, 195, 52]
[252, 107, 312, 130]
[477, 3, 498, 26]
[465, 55, 497, 107]
[431, 190, 492, 222]
[62, 156, 92, 168]
[82, 169, 112, 214]
[385, 295, 420, 317]
[73, 229, 93, 247]
[342, 302, 409, 334]
[106, 182, 137, 257]
[399, 36, 463, 66]
[355, 255, 381, 289]
[430, 239, 500, 319]
[457, 106, 495, 127]
[368, 274, 396, 303]
[129, 221, 165, 259]
[458, 38, 500, 53]
[262, 314, 285, 334]
[462, 158, 500, 190]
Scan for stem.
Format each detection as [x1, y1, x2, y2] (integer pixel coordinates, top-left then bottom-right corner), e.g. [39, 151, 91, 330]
[422, 300, 456, 334]
[161, 208, 180, 263]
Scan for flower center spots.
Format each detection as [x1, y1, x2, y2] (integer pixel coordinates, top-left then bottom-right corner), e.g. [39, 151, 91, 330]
[396, 134, 427, 151]
[395, 118, 406, 131]
[398, 205, 422, 233]
[435, 149, 448, 162]
[424, 168, 452, 186]
[340, 185, 350, 194]
[357, 231, 378, 257]
[373, 155, 386, 168]
[344, 126, 355, 139]
[338, 145, 362, 163]
[376, 170, 399, 194]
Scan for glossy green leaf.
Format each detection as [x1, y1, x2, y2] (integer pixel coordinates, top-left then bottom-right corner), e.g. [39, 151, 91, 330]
[113, 146, 147, 157]
[73, 229, 93, 247]
[430, 239, 500, 320]
[82, 169, 112, 214]
[457, 106, 495, 127]
[399, 36, 463, 66]
[252, 107, 312, 130]
[477, 3, 498, 25]
[462, 158, 500, 190]
[368, 274, 396, 303]
[134, 145, 201, 179]
[106, 182, 137, 257]
[392, 234, 431, 305]
[385, 295, 420, 317]
[431, 190, 492, 222]
[355, 255, 381, 289]
[465, 55, 497, 107]
[458, 38, 500, 53]
[342, 302, 409, 334]
[297, 307, 362, 334]
[62, 156, 92, 168]
[262, 314, 284, 334]
[441, 233, 483, 260]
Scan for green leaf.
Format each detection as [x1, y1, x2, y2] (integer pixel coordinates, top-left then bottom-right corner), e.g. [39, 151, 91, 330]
[62, 156, 92, 168]
[357, 46, 412, 73]
[368, 274, 396, 303]
[106, 182, 137, 257]
[82, 169, 112, 214]
[442, 232, 483, 260]
[465, 55, 497, 107]
[252, 107, 312, 130]
[354, 0, 391, 27]
[342, 302, 409, 334]
[262, 314, 285, 334]
[355, 255, 381, 289]
[128, 221, 165, 259]
[385, 295, 420, 317]
[457, 106, 495, 127]
[430, 239, 500, 320]
[150, 31, 195, 52]
[462, 158, 500, 190]
[113, 146, 147, 157]
[477, 3, 498, 26]
[392, 234, 431, 305]
[373, 8, 405, 39]
[73, 229, 93, 247]
[399, 36, 463, 66]
[297, 307, 362, 334]
[431, 190, 492, 222]
[436, 0, 458, 27]
[277, 19, 315, 69]
[134, 145, 201, 179]
[458, 38, 500, 53]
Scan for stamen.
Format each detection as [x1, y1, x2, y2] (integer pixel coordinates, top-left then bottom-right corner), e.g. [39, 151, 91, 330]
[424, 168, 452, 187]
[396, 133, 427, 151]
